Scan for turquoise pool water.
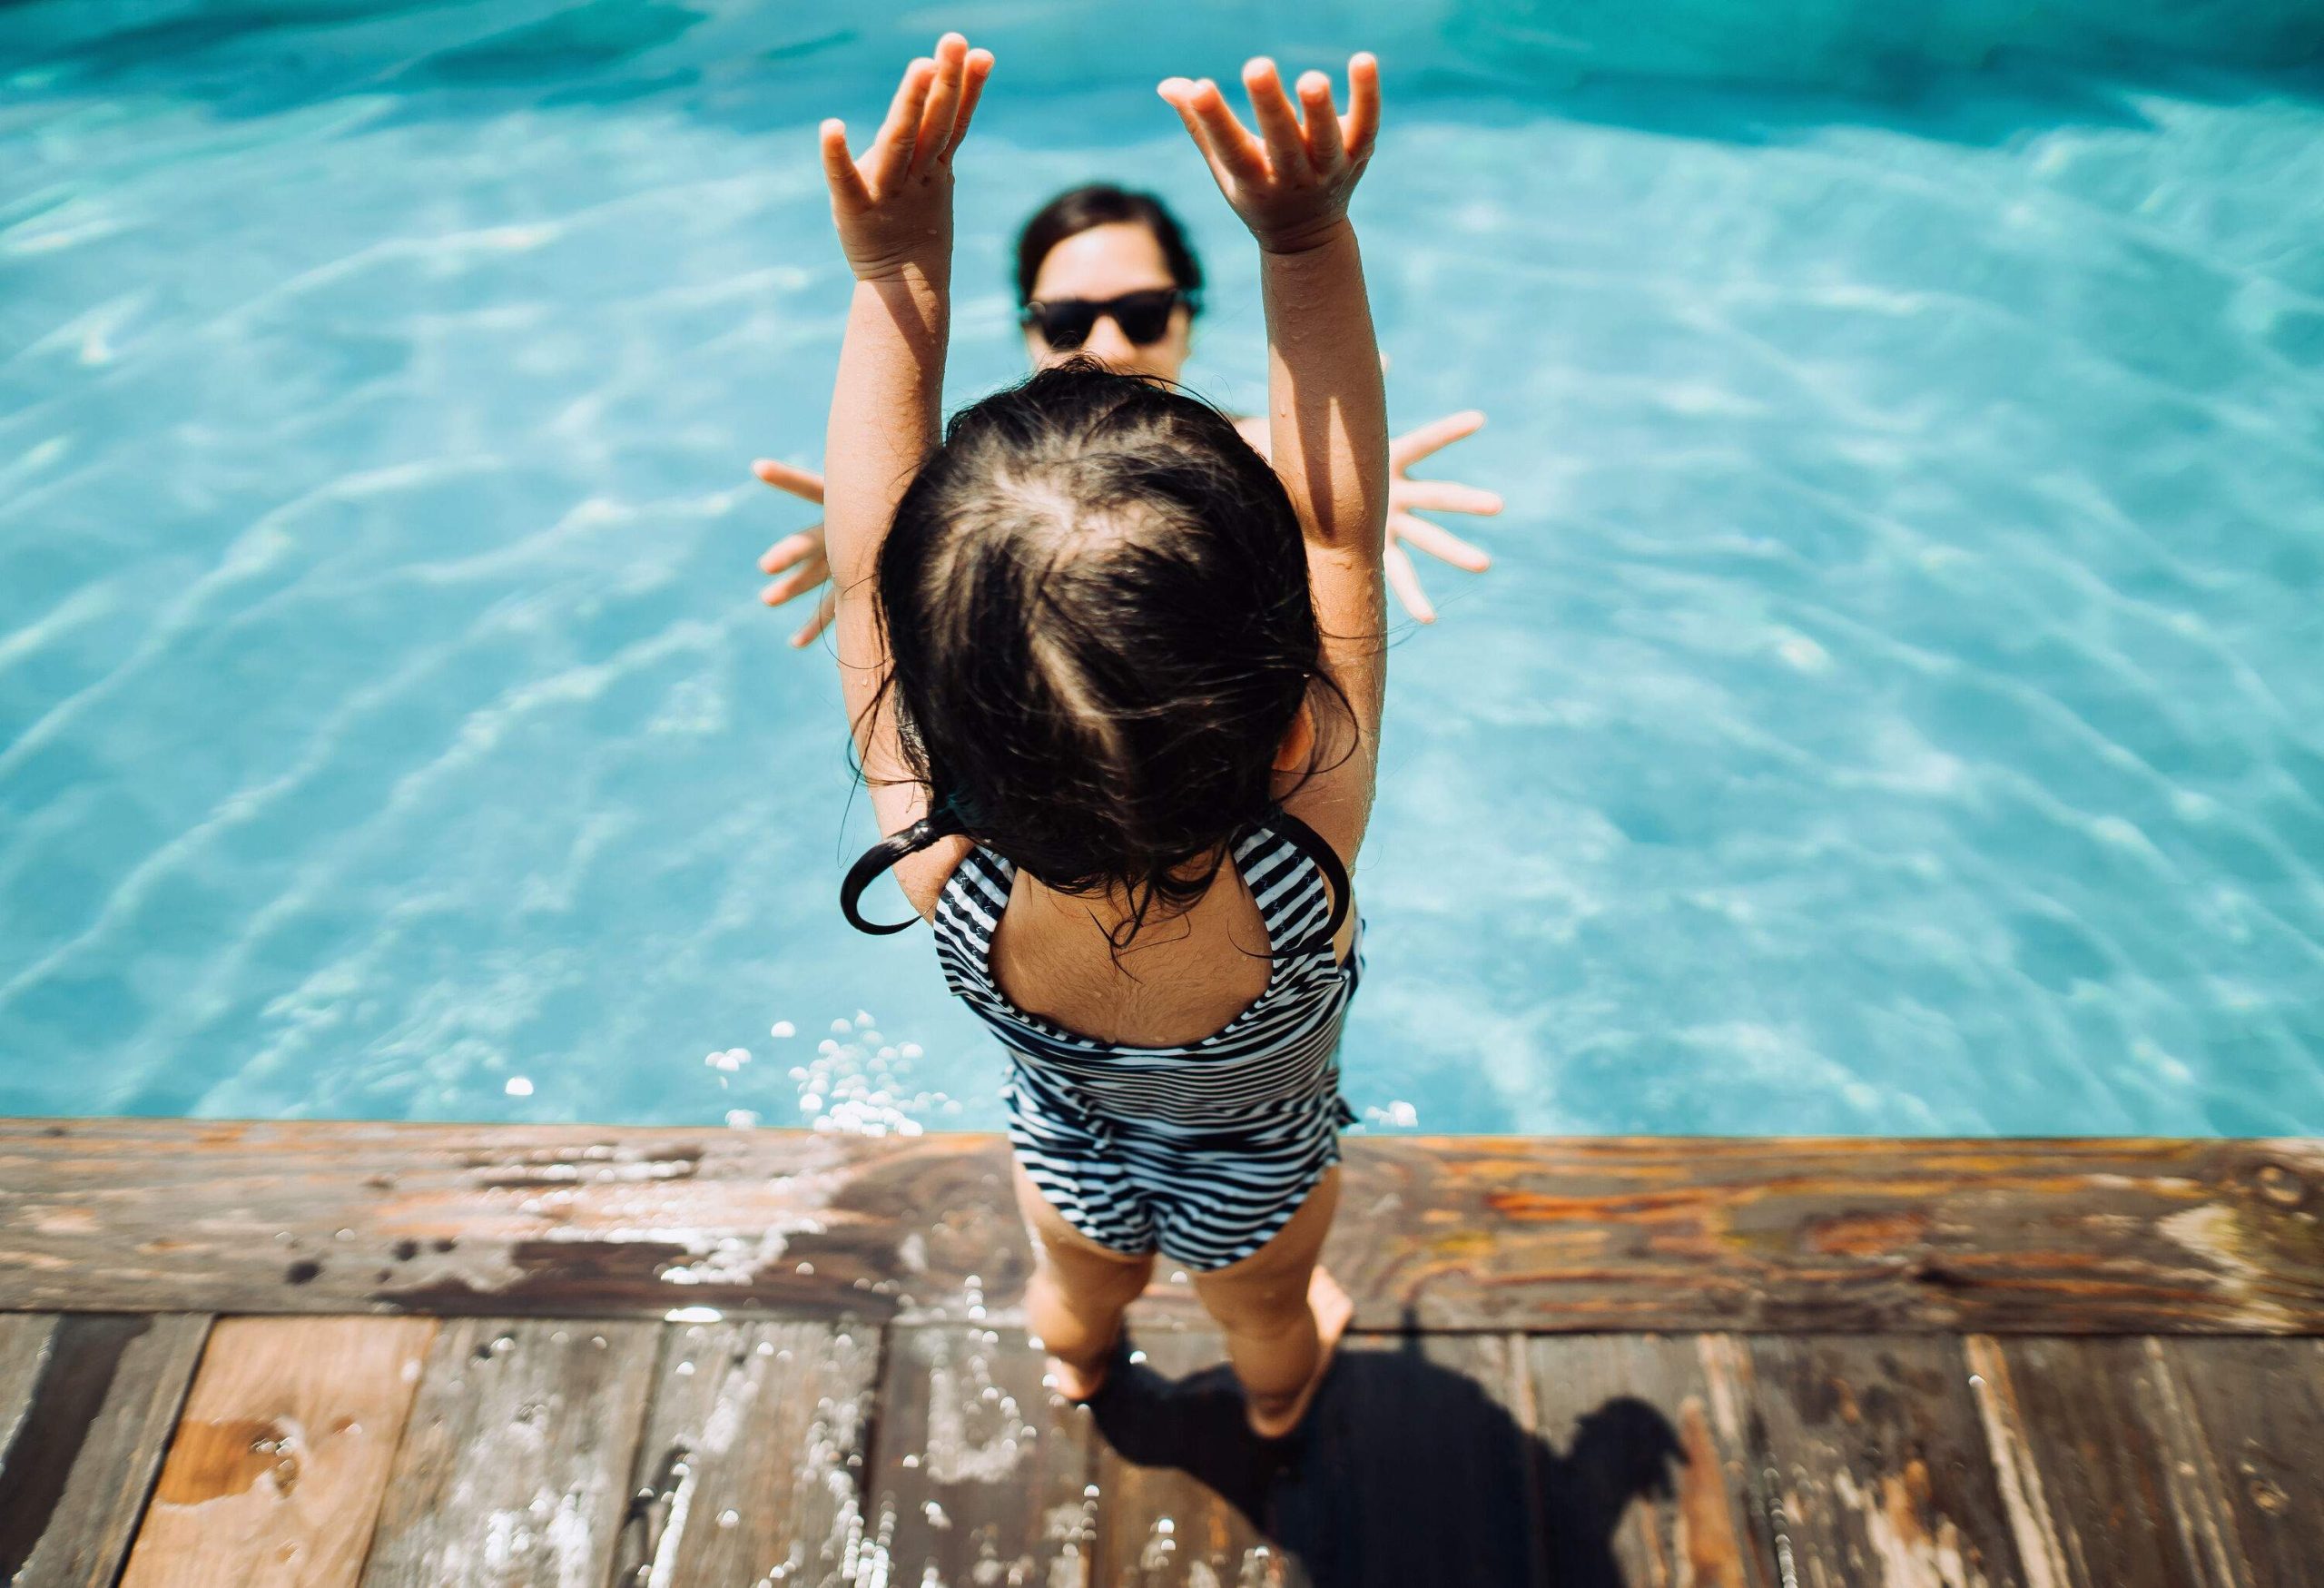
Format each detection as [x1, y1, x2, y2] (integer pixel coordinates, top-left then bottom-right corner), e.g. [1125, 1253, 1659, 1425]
[4, 4, 2320, 1135]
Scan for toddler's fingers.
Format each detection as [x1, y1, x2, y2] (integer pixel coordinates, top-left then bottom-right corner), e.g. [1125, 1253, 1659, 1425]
[1296, 70, 1347, 173]
[869, 56, 935, 192]
[1388, 409, 1485, 469]
[1390, 511, 1492, 573]
[1397, 478, 1503, 516]
[1241, 58, 1309, 180]
[752, 458, 826, 503]
[1340, 52, 1382, 160]
[913, 35, 967, 173]
[948, 48, 994, 154]
[1182, 77, 1268, 185]
[1384, 541, 1436, 624]
[820, 121, 871, 210]
[1157, 78, 1234, 190]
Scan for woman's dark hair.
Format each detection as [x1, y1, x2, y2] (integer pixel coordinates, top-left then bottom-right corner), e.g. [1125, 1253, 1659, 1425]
[843, 358, 1346, 953]
[1014, 184, 1204, 308]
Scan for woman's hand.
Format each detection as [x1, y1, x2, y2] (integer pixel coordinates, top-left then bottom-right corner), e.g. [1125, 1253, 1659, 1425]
[822, 34, 993, 281]
[1158, 54, 1380, 255]
[1384, 410, 1502, 623]
[751, 459, 834, 647]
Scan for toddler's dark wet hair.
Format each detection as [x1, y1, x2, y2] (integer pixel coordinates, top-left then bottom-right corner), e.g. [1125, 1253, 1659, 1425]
[843, 358, 1345, 950]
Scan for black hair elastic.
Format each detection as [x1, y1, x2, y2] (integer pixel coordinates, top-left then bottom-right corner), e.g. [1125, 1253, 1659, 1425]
[840, 801, 967, 935]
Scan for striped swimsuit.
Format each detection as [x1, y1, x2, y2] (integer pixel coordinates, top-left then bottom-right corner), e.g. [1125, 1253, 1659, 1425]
[931, 810, 1364, 1271]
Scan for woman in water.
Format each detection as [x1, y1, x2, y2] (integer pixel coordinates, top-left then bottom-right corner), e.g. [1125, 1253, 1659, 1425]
[814, 33, 1392, 1436]
[751, 188, 1502, 642]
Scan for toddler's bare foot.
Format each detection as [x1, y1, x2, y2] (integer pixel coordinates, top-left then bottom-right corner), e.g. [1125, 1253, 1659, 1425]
[1246, 1266, 1353, 1439]
[1046, 1346, 1113, 1403]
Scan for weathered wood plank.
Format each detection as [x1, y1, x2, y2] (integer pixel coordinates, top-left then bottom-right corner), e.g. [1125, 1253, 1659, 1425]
[861, 1326, 1098, 1588]
[359, 1317, 658, 1588]
[115, 1317, 437, 1588]
[1524, 1333, 1776, 1588]
[2152, 1337, 2324, 1588]
[0, 1312, 210, 1588]
[1744, 1335, 2029, 1588]
[1091, 1327, 1295, 1586]
[1965, 1336, 2253, 1588]
[606, 1317, 881, 1588]
[6, 1120, 2320, 1334]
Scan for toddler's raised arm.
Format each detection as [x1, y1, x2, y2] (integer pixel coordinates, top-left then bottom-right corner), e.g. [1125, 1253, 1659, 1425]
[1160, 56, 1392, 846]
[819, 35, 990, 841]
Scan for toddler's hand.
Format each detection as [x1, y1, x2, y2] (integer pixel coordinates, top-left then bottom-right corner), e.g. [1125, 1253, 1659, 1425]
[1157, 54, 1380, 254]
[822, 33, 993, 281]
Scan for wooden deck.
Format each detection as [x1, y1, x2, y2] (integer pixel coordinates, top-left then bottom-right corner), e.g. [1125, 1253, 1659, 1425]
[4, 1120, 2320, 1586]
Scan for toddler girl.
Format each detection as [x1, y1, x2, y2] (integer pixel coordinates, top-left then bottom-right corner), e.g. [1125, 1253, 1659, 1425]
[817, 34, 1388, 1438]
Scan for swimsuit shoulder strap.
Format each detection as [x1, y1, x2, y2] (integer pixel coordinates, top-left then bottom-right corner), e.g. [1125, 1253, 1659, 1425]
[1251, 807, 1351, 962]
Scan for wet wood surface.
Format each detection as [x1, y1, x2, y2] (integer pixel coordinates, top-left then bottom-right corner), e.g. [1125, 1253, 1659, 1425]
[356, 1317, 660, 1587]
[864, 1325, 1100, 1588]
[115, 1316, 437, 1588]
[9, 1120, 2323, 1335]
[606, 1317, 881, 1588]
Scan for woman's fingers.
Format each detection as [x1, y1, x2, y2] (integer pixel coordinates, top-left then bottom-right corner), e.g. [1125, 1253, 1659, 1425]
[947, 48, 994, 156]
[752, 458, 826, 504]
[761, 552, 831, 607]
[758, 526, 824, 575]
[1340, 52, 1381, 161]
[792, 587, 839, 648]
[1396, 478, 1504, 516]
[868, 56, 935, 192]
[1388, 409, 1485, 470]
[1384, 540, 1435, 624]
[1390, 510, 1492, 572]
[912, 35, 967, 173]
[1296, 70, 1347, 174]
[1241, 58, 1309, 181]
[819, 120, 870, 210]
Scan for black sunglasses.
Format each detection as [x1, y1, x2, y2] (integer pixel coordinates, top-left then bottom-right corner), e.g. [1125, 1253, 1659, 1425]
[1019, 288, 1196, 350]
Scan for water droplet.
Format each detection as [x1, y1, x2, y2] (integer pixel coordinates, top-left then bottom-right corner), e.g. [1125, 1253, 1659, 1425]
[771, 1020, 797, 1039]
[505, 1076, 533, 1097]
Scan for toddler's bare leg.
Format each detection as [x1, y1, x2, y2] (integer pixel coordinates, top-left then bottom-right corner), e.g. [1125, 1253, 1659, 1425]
[1189, 1165, 1353, 1438]
[1012, 1164, 1155, 1400]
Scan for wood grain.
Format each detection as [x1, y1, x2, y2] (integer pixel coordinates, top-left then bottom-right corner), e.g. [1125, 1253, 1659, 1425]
[1965, 1335, 2254, 1588]
[116, 1317, 438, 1588]
[0, 1312, 210, 1588]
[357, 1317, 658, 1588]
[7, 1120, 2320, 1335]
[1744, 1335, 2028, 1588]
[605, 1317, 881, 1588]
[2153, 1337, 2324, 1588]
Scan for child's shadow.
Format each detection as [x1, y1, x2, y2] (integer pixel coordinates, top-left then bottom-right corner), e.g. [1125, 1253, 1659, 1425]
[1088, 1320, 1681, 1587]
